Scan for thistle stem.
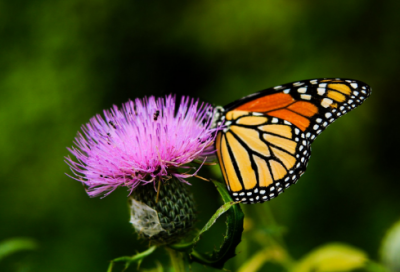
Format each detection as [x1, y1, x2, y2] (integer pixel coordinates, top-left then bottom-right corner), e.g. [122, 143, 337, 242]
[166, 247, 186, 272]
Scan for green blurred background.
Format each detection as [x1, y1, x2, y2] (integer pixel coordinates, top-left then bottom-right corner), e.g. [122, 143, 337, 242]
[0, 0, 399, 271]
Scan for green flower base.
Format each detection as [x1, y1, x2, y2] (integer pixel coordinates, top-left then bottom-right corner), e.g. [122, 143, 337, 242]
[132, 178, 196, 245]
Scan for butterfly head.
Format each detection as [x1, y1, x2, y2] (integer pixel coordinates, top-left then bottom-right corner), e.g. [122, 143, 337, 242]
[211, 106, 225, 129]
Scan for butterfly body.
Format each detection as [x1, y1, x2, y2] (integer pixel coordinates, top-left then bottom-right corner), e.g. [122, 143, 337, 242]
[214, 78, 371, 204]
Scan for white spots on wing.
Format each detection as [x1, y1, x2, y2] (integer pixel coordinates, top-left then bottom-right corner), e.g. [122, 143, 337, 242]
[319, 83, 327, 88]
[351, 83, 358, 89]
[301, 94, 312, 100]
[317, 88, 326, 95]
[272, 118, 279, 123]
[252, 112, 264, 116]
[283, 89, 291, 94]
[293, 82, 305, 86]
[274, 85, 283, 89]
[310, 79, 318, 84]
[316, 118, 322, 123]
[243, 93, 259, 98]
[297, 87, 307, 93]
[321, 98, 333, 108]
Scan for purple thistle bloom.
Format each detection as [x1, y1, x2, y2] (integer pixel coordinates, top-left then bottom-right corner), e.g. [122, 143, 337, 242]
[66, 95, 218, 198]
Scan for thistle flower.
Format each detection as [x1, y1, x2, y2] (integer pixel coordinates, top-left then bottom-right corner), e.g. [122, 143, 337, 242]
[66, 95, 219, 243]
[66, 95, 217, 198]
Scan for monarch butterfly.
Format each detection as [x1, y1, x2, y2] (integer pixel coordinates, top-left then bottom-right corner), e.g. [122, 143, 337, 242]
[213, 78, 371, 204]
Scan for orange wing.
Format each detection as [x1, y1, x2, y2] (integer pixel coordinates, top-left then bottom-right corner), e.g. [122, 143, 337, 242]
[215, 78, 371, 204]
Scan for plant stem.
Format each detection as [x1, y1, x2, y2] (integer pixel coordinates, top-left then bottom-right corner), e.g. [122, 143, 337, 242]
[166, 247, 186, 272]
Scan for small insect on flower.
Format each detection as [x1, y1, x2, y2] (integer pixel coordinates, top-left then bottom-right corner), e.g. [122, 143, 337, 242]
[65, 95, 219, 198]
[153, 110, 160, 121]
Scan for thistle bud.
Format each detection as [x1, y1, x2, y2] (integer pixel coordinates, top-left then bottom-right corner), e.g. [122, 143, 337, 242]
[129, 178, 196, 244]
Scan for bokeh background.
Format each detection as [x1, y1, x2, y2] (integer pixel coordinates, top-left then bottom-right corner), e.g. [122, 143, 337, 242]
[1, 0, 399, 271]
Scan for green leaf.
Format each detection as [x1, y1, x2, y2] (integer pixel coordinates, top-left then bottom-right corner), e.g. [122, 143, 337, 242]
[293, 243, 368, 272]
[364, 261, 390, 272]
[0, 237, 37, 261]
[193, 200, 237, 245]
[168, 200, 236, 252]
[138, 261, 164, 272]
[237, 246, 287, 272]
[168, 179, 244, 269]
[107, 246, 157, 272]
[380, 219, 400, 272]
[189, 179, 244, 269]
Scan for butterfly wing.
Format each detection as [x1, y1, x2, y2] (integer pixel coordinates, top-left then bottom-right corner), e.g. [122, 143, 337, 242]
[216, 115, 311, 203]
[215, 78, 371, 204]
